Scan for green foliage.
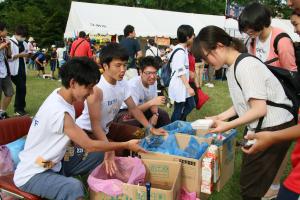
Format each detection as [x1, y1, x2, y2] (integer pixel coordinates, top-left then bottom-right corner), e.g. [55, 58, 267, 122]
[0, 0, 291, 47]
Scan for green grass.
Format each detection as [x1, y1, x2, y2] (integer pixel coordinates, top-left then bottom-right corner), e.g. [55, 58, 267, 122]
[10, 70, 292, 200]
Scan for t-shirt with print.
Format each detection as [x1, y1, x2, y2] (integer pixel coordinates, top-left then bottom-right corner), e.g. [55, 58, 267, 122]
[168, 44, 190, 103]
[121, 76, 157, 109]
[14, 88, 75, 187]
[255, 31, 272, 62]
[226, 56, 293, 130]
[76, 77, 131, 134]
[120, 38, 141, 69]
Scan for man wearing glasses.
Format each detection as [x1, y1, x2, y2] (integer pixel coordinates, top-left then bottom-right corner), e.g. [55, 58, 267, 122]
[116, 56, 170, 128]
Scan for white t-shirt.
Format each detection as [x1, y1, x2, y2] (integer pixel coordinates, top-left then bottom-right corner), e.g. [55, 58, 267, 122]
[56, 47, 66, 62]
[226, 56, 293, 130]
[14, 89, 75, 187]
[168, 44, 190, 102]
[121, 76, 157, 109]
[145, 46, 161, 57]
[255, 31, 272, 62]
[76, 77, 131, 134]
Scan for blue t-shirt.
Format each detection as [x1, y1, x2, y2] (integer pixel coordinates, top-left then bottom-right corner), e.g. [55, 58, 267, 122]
[120, 38, 141, 69]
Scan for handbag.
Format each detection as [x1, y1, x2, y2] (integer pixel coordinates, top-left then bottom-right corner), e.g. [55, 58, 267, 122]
[196, 88, 209, 110]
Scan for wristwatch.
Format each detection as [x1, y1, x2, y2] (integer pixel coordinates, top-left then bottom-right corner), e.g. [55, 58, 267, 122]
[145, 124, 153, 136]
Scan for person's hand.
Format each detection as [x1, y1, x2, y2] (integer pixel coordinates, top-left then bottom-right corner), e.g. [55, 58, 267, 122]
[149, 115, 158, 126]
[150, 127, 167, 136]
[127, 139, 147, 153]
[242, 131, 274, 154]
[188, 87, 195, 96]
[210, 120, 232, 133]
[151, 96, 166, 106]
[104, 151, 117, 176]
[0, 41, 9, 50]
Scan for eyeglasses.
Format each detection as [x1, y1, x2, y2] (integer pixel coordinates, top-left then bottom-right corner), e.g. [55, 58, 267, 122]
[143, 71, 157, 76]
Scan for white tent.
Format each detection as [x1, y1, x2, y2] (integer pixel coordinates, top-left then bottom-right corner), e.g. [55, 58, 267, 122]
[65, 1, 300, 42]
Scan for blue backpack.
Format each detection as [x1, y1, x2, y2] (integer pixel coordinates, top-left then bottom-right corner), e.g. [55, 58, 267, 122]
[160, 48, 184, 87]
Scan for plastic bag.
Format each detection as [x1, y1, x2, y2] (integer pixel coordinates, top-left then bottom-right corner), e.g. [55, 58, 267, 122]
[0, 145, 14, 176]
[6, 138, 26, 169]
[184, 137, 209, 159]
[87, 157, 146, 196]
[162, 121, 195, 135]
[140, 135, 165, 151]
[180, 188, 200, 200]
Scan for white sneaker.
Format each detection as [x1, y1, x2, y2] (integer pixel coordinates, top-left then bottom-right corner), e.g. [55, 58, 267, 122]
[208, 83, 214, 88]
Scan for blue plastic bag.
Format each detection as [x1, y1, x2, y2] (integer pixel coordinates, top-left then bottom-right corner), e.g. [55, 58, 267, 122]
[140, 135, 165, 152]
[162, 121, 195, 135]
[6, 138, 26, 169]
[184, 137, 209, 159]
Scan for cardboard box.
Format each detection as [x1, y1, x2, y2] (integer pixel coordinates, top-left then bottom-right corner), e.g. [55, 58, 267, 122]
[215, 136, 236, 192]
[138, 133, 210, 197]
[195, 129, 237, 192]
[90, 159, 181, 200]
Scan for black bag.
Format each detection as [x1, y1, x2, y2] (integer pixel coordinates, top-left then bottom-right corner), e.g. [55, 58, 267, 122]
[160, 48, 184, 87]
[234, 53, 299, 130]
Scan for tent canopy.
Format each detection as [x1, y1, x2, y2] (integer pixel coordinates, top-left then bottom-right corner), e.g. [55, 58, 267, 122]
[65, 1, 300, 42]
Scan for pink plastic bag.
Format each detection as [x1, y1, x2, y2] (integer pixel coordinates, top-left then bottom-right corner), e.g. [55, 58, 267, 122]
[0, 145, 14, 176]
[180, 188, 200, 200]
[88, 157, 146, 196]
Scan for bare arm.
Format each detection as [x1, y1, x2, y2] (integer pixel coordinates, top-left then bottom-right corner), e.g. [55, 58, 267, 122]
[136, 50, 142, 59]
[243, 124, 300, 154]
[216, 106, 237, 121]
[87, 86, 108, 141]
[125, 96, 150, 128]
[64, 113, 128, 152]
[211, 99, 267, 133]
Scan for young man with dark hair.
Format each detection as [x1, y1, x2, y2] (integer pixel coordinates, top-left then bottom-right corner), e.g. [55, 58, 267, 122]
[120, 24, 142, 80]
[0, 21, 14, 119]
[14, 57, 145, 200]
[168, 24, 195, 122]
[116, 56, 170, 128]
[76, 44, 166, 174]
[70, 31, 92, 58]
[8, 25, 29, 116]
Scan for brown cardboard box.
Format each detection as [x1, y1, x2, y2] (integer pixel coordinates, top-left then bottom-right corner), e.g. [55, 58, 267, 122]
[138, 133, 210, 197]
[215, 137, 236, 192]
[90, 159, 181, 200]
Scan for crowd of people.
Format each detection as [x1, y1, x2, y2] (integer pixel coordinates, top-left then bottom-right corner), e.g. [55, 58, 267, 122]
[0, 0, 300, 200]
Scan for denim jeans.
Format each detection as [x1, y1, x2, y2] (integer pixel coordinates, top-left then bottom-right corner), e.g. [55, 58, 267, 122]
[171, 96, 195, 122]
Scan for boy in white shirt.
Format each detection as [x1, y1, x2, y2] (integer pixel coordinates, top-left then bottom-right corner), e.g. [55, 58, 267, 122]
[14, 57, 145, 200]
[116, 56, 170, 128]
[76, 43, 166, 175]
[168, 25, 196, 122]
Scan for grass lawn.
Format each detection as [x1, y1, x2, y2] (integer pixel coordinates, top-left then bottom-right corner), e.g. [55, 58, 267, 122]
[8, 69, 293, 200]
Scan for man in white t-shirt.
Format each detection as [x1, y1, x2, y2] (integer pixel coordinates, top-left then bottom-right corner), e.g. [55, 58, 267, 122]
[76, 43, 167, 175]
[14, 57, 145, 200]
[116, 56, 170, 128]
[145, 38, 162, 57]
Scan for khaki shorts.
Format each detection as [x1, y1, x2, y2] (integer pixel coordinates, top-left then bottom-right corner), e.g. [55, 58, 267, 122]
[0, 75, 14, 97]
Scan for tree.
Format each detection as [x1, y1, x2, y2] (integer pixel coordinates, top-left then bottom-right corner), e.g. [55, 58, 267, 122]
[0, 0, 291, 47]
